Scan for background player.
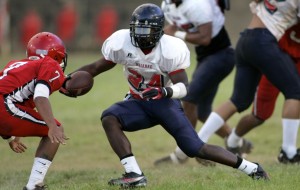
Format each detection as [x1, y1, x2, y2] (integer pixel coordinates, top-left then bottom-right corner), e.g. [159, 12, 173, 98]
[226, 23, 300, 163]
[154, 0, 252, 166]
[62, 3, 268, 188]
[194, 0, 300, 163]
[0, 32, 68, 190]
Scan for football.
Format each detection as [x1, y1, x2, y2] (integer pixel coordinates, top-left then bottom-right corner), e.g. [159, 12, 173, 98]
[65, 71, 94, 96]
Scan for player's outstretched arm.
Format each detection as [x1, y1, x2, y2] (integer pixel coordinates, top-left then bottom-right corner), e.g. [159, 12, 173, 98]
[34, 97, 68, 145]
[75, 57, 117, 77]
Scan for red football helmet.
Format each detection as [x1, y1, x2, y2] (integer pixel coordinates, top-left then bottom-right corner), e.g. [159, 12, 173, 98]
[26, 32, 68, 71]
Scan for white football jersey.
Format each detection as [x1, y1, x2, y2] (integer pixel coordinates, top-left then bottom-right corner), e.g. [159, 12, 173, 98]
[250, 0, 300, 40]
[102, 29, 190, 97]
[161, 0, 225, 37]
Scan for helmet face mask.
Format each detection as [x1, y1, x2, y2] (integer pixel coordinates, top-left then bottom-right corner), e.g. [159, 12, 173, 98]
[130, 3, 164, 49]
[26, 32, 68, 72]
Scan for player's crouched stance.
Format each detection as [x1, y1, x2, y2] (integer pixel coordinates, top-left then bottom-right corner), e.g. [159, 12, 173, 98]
[61, 3, 269, 188]
[0, 32, 69, 190]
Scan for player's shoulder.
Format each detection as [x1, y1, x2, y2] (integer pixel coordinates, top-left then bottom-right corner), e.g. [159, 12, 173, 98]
[184, 0, 209, 9]
[103, 29, 130, 51]
[159, 34, 190, 58]
[38, 56, 60, 67]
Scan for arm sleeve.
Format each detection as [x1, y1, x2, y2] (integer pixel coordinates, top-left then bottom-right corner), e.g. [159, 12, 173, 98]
[34, 83, 50, 99]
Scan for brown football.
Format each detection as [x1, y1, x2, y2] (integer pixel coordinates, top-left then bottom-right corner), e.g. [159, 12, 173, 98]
[65, 71, 94, 96]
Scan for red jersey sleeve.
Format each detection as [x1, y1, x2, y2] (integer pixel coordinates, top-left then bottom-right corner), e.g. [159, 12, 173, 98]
[36, 56, 66, 94]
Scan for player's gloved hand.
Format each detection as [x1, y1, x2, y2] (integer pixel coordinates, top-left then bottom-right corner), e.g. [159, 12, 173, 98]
[142, 87, 168, 100]
[59, 74, 77, 98]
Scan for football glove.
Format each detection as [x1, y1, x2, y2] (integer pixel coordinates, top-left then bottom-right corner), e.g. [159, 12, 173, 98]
[59, 74, 77, 98]
[142, 87, 170, 100]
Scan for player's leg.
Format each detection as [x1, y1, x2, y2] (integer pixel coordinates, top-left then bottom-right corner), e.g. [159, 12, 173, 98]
[101, 100, 150, 188]
[154, 49, 236, 165]
[24, 137, 59, 190]
[226, 75, 279, 156]
[258, 42, 300, 163]
[0, 100, 58, 190]
[159, 100, 268, 180]
[198, 143, 269, 180]
[187, 48, 235, 143]
[197, 29, 263, 147]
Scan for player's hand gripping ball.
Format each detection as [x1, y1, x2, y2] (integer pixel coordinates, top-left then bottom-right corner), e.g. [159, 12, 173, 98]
[64, 71, 94, 97]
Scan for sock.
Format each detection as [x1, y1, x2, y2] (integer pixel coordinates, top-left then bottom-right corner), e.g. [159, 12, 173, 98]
[121, 156, 142, 175]
[237, 159, 258, 175]
[173, 146, 188, 160]
[227, 128, 243, 148]
[282, 118, 300, 158]
[198, 112, 225, 143]
[26, 157, 51, 190]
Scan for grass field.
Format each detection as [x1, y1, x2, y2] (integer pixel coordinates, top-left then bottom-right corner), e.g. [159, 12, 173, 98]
[0, 52, 299, 190]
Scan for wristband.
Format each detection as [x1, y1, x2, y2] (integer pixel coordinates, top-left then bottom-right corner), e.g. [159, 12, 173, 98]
[7, 136, 15, 143]
[174, 31, 187, 40]
[170, 82, 187, 99]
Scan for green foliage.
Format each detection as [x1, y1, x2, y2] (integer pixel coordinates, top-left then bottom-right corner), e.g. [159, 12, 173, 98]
[0, 53, 299, 190]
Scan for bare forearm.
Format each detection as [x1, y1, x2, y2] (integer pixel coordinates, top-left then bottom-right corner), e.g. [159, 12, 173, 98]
[34, 97, 57, 129]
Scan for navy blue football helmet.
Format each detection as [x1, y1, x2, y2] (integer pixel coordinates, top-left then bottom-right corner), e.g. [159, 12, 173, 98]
[130, 3, 164, 49]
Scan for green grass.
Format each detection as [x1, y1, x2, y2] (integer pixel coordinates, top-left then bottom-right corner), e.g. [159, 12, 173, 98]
[0, 52, 299, 190]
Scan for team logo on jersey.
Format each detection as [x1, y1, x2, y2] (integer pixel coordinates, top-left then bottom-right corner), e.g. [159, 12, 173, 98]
[264, 0, 277, 14]
[135, 62, 152, 69]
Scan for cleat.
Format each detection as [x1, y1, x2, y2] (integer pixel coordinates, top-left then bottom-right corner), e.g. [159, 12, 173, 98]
[154, 152, 188, 166]
[195, 157, 216, 167]
[23, 183, 48, 190]
[249, 163, 269, 180]
[225, 138, 253, 158]
[108, 172, 147, 188]
[278, 148, 300, 164]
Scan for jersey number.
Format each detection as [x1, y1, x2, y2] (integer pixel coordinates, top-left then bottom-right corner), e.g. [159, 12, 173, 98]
[127, 68, 163, 91]
[0, 61, 28, 80]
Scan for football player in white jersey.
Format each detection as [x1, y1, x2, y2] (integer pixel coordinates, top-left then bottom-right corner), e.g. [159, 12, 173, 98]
[225, 22, 300, 161]
[154, 0, 253, 166]
[62, 3, 268, 188]
[197, 0, 300, 163]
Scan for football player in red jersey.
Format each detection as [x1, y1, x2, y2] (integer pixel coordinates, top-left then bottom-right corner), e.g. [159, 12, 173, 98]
[226, 23, 300, 163]
[0, 32, 68, 190]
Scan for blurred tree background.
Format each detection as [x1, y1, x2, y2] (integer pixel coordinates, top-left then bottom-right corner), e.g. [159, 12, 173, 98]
[0, 0, 251, 55]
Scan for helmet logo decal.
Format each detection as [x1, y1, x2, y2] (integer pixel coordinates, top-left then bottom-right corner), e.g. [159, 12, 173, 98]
[36, 49, 48, 55]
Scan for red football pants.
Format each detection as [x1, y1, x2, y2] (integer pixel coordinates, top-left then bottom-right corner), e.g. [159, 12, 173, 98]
[0, 95, 60, 137]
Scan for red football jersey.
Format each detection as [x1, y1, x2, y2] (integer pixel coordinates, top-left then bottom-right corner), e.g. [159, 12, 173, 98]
[0, 56, 65, 137]
[0, 56, 65, 107]
[278, 23, 300, 63]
